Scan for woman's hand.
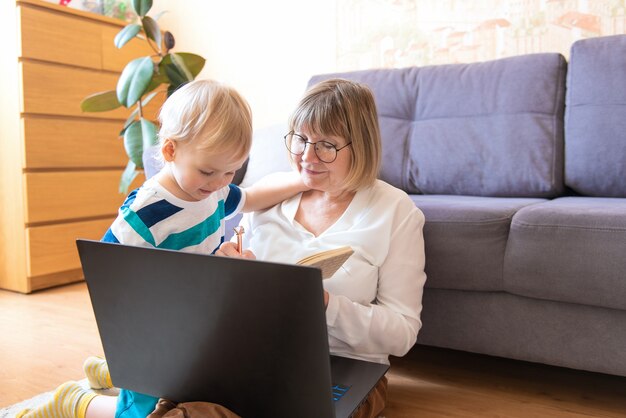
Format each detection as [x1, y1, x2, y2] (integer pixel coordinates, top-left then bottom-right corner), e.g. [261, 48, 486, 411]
[215, 242, 256, 259]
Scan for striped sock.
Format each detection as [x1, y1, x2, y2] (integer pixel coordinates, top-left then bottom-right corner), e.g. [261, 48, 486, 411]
[16, 381, 97, 418]
[83, 356, 113, 389]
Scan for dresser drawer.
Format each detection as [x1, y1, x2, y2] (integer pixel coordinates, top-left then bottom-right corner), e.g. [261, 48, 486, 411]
[19, 5, 102, 68]
[26, 217, 114, 277]
[24, 170, 144, 224]
[20, 61, 164, 120]
[22, 116, 129, 169]
[19, 4, 154, 72]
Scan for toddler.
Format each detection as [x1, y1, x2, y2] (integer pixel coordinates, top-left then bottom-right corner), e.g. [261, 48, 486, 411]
[18, 79, 306, 418]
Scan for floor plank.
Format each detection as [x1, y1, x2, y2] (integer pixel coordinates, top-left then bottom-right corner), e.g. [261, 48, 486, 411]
[387, 347, 626, 417]
[0, 283, 104, 406]
[2, 283, 626, 417]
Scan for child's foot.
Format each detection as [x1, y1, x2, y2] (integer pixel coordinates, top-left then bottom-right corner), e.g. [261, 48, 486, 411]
[16, 381, 97, 418]
[83, 356, 113, 389]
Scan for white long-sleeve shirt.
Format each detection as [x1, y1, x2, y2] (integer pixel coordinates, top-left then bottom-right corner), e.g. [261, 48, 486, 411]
[239, 179, 426, 364]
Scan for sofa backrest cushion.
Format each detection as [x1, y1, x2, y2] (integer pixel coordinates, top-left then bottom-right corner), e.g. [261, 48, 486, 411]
[309, 53, 567, 197]
[239, 123, 292, 188]
[565, 35, 626, 197]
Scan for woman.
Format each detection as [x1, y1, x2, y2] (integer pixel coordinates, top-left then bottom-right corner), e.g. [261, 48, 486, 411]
[218, 78, 427, 417]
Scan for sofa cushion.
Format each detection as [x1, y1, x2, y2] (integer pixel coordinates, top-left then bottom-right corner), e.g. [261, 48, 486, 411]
[410, 195, 545, 291]
[309, 52, 566, 197]
[239, 123, 291, 187]
[504, 197, 626, 311]
[418, 289, 626, 377]
[565, 35, 626, 197]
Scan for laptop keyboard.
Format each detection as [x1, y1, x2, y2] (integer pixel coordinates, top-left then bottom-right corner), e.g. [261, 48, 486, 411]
[331, 383, 350, 401]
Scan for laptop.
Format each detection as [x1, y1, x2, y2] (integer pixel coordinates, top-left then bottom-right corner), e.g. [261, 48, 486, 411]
[76, 240, 389, 418]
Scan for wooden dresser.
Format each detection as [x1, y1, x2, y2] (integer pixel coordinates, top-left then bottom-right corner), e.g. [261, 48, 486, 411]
[0, 0, 163, 293]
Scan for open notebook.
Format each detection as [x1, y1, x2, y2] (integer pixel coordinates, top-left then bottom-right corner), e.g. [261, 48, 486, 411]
[297, 246, 354, 279]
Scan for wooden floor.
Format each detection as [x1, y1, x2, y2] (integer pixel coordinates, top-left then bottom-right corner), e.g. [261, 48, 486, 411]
[2, 283, 626, 417]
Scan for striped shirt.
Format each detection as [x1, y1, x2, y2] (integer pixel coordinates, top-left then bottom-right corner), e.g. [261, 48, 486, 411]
[102, 177, 245, 254]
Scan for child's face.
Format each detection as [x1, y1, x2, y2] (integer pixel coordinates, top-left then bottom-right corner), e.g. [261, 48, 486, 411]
[162, 140, 246, 202]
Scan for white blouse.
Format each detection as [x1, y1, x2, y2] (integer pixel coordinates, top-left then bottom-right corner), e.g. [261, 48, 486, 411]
[239, 179, 427, 364]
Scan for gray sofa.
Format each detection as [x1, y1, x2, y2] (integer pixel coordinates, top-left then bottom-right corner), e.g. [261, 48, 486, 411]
[233, 34, 626, 377]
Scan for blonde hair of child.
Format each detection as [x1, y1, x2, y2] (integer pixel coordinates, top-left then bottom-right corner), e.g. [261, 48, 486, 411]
[288, 78, 382, 192]
[158, 79, 253, 161]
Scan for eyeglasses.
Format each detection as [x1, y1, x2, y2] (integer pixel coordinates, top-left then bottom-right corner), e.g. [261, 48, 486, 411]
[284, 132, 352, 163]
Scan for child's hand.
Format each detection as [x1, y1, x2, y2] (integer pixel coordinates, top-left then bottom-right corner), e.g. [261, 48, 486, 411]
[215, 241, 256, 259]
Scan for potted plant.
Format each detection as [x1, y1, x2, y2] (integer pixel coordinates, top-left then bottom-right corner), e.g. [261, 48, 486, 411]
[81, 0, 205, 192]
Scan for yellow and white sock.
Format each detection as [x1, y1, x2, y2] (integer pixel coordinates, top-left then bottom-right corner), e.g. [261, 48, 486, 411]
[83, 356, 113, 389]
[16, 381, 97, 418]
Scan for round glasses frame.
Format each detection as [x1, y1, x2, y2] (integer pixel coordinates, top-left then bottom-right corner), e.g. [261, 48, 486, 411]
[284, 132, 352, 163]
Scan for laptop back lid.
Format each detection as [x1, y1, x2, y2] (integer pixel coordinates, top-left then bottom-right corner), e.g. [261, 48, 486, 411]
[77, 239, 336, 418]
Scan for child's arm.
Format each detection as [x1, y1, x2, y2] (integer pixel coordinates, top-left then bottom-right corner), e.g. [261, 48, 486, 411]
[242, 171, 308, 212]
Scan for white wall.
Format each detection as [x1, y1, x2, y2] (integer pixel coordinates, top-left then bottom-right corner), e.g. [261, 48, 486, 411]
[152, 0, 337, 129]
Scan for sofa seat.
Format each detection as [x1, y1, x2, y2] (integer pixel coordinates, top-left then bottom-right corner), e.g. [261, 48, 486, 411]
[504, 197, 626, 311]
[418, 289, 626, 377]
[410, 195, 545, 291]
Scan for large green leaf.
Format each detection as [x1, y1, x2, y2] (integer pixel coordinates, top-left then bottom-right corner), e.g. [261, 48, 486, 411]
[119, 160, 139, 194]
[123, 118, 158, 168]
[117, 56, 154, 107]
[159, 53, 205, 93]
[114, 24, 141, 49]
[146, 71, 167, 92]
[170, 53, 193, 81]
[124, 121, 144, 167]
[141, 16, 161, 50]
[163, 61, 187, 88]
[161, 52, 205, 78]
[140, 118, 159, 148]
[81, 90, 121, 112]
[140, 61, 169, 99]
[131, 0, 152, 17]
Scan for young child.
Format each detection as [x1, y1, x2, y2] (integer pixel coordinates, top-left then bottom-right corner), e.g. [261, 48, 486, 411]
[103, 78, 303, 256]
[18, 79, 306, 418]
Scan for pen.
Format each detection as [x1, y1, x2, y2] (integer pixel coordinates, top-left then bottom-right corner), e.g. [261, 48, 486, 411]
[233, 226, 245, 255]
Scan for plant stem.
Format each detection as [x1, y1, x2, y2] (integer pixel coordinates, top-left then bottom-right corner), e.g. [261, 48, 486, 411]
[146, 37, 162, 57]
[137, 98, 144, 118]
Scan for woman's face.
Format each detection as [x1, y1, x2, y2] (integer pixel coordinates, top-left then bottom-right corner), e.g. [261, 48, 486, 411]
[293, 128, 352, 196]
